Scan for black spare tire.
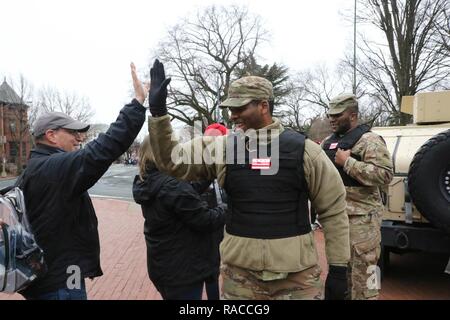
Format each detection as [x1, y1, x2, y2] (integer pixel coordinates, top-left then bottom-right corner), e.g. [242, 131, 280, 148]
[408, 129, 450, 234]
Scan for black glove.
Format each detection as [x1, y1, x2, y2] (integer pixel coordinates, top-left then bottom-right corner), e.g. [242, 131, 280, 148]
[149, 59, 171, 117]
[324, 265, 348, 300]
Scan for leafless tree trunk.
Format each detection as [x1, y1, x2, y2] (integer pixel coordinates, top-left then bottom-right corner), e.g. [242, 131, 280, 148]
[355, 0, 450, 125]
[154, 5, 267, 127]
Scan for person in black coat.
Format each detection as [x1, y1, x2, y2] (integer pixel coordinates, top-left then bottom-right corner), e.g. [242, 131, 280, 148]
[132, 136, 227, 300]
[19, 62, 152, 300]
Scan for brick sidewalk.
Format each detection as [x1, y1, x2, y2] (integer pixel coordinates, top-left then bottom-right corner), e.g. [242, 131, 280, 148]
[1, 198, 449, 300]
[1, 198, 161, 300]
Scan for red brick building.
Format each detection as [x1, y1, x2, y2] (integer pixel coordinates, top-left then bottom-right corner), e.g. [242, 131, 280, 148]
[0, 79, 32, 174]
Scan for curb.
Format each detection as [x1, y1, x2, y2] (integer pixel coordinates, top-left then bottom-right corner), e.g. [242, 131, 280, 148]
[90, 194, 135, 202]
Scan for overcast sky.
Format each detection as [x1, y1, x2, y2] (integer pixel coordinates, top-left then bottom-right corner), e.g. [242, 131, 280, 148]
[1, 0, 355, 127]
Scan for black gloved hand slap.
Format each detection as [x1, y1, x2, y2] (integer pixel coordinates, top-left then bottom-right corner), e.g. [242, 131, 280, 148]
[324, 265, 348, 300]
[149, 59, 171, 117]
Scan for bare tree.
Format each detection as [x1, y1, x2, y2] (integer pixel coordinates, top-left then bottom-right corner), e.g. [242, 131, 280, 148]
[354, 0, 450, 125]
[279, 62, 386, 133]
[432, 4, 450, 61]
[279, 65, 354, 131]
[154, 5, 267, 127]
[298, 65, 346, 114]
[339, 55, 396, 126]
[278, 76, 319, 132]
[36, 86, 95, 123]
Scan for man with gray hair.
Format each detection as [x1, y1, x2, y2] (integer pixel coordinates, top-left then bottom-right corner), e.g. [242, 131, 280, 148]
[17, 62, 151, 300]
[322, 94, 393, 299]
[148, 62, 351, 300]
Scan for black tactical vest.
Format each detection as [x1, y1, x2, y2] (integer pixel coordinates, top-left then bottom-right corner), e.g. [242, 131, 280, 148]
[224, 129, 311, 239]
[322, 124, 371, 187]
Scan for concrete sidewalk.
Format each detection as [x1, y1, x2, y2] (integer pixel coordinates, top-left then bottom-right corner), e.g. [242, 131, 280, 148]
[1, 198, 449, 300]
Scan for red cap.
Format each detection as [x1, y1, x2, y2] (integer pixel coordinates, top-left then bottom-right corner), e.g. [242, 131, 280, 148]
[205, 123, 228, 136]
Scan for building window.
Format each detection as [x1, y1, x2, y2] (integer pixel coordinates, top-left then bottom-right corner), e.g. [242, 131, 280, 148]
[9, 142, 18, 157]
[10, 120, 16, 133]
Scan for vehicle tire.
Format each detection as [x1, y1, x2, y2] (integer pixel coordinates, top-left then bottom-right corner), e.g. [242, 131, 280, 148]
[408, 129, 450, 234]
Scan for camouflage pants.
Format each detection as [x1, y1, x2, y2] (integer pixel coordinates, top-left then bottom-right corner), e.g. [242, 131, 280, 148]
[348, 213, 382, 300]
[221, 264, 323, 300]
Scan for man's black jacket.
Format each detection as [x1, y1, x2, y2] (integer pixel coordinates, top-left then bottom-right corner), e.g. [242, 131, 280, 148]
[132, 167, 226, 287]
[20, 99, 146, 296]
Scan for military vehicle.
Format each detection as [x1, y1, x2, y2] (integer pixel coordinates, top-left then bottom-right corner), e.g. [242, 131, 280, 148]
[372, 90, 450, 273]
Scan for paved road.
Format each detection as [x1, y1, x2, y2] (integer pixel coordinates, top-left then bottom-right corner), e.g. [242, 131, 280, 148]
[0, 177, 17, 190]
[0, 164, 138, 201]
[88, 164, 138, 201]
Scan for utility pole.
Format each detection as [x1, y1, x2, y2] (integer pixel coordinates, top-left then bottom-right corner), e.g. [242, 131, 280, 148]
[1, 104, 7, 177]
[216, 76, 221, 123]
[353, 0, 357, 95]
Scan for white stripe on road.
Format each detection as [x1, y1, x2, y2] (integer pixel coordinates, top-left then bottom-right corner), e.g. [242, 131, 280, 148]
[90, 194, 133, 201]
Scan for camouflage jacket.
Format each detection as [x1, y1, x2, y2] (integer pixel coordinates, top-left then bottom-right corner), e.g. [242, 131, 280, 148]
[341, 131, 393, 216]
[149, 115, 350, 276]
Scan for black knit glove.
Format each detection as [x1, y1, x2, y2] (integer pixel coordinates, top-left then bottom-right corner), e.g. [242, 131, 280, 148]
[149, 59, 171, 117]
[324, 265, 348, 300]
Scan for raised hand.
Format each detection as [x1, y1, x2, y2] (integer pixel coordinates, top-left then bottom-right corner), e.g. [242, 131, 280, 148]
[131, 62, 149, 105]
[148, 59, 171, 117]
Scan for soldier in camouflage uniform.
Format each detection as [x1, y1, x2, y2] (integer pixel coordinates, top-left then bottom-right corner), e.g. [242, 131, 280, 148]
[147, 61, 351, 300]
[322, 94, 394, 300]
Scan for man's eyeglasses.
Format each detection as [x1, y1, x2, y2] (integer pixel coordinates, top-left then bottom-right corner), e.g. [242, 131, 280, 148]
[59, 128, 83, 137]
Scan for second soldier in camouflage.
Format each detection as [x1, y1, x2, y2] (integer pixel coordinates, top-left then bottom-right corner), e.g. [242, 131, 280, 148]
[322, 94, 394, 300]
